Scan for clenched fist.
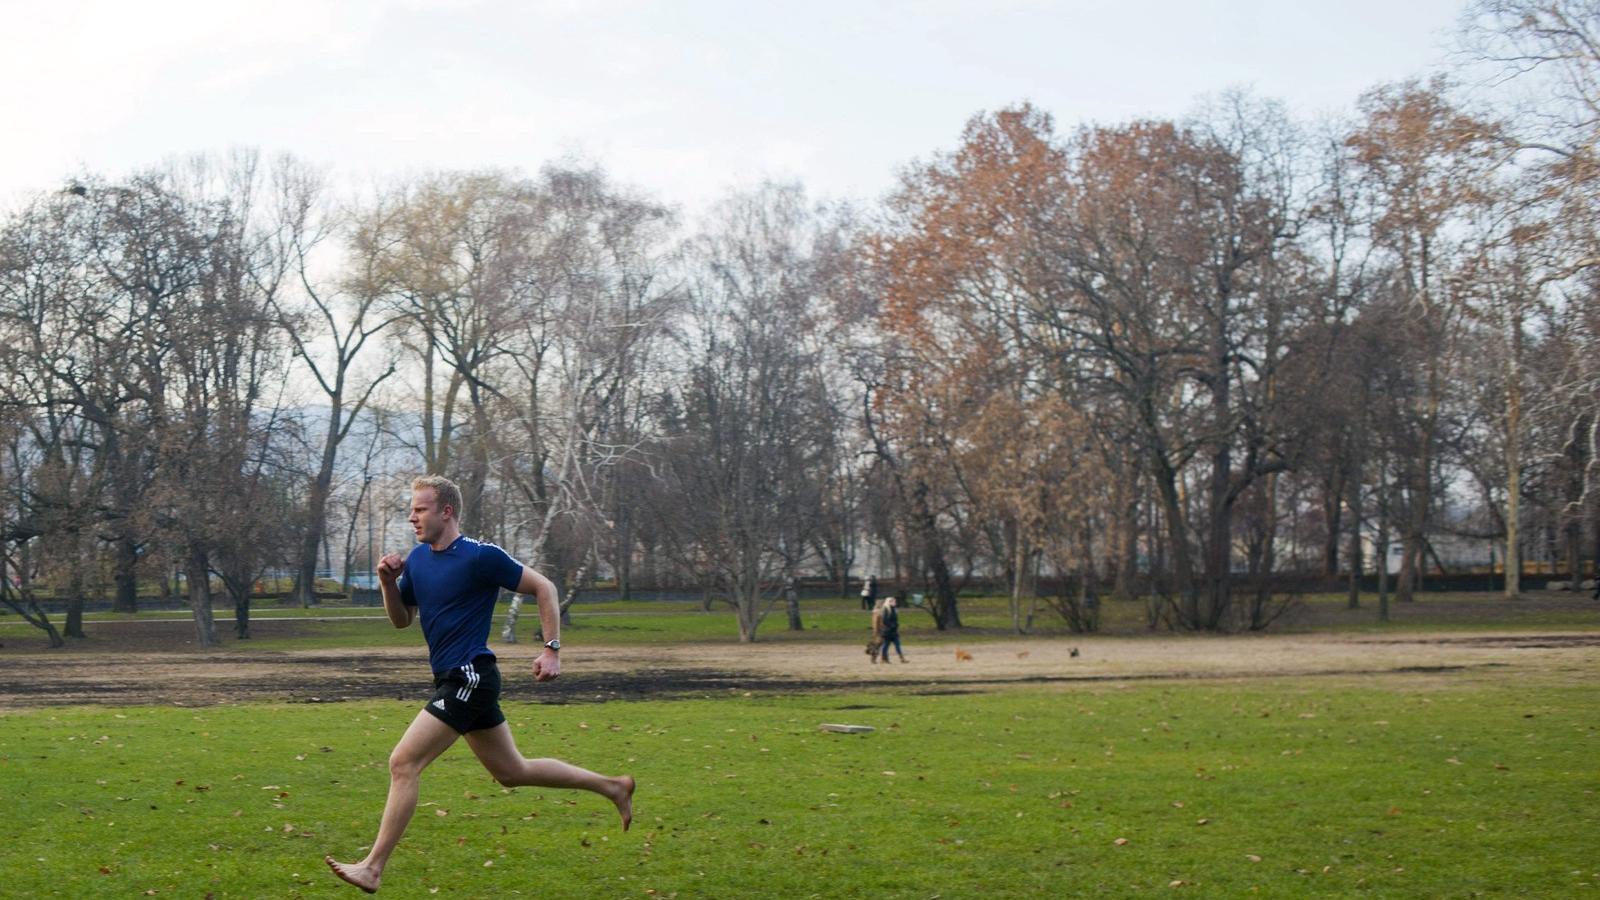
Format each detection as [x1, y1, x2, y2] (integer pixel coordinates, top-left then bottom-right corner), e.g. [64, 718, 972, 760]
[533, 649, 561, 682]
[377, 552, 406, 584]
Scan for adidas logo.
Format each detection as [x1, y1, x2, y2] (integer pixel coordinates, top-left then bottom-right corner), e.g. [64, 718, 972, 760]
[431, 699, 446, 710]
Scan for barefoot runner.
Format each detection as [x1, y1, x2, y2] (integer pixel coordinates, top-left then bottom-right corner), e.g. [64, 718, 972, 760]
[326, 475, 634, 893]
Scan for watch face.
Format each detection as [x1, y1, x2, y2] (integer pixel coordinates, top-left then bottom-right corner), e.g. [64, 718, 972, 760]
[546, 639, 561, 650]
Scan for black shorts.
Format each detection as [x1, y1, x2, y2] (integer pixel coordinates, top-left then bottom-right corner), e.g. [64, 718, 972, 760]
[423, 654, 505, 734]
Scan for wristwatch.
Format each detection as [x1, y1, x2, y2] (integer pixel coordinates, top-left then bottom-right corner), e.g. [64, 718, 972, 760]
[543, 639, 561, 652]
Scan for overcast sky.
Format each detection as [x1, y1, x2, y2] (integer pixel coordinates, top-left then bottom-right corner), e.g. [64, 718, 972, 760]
[1, 0, 1469, 213]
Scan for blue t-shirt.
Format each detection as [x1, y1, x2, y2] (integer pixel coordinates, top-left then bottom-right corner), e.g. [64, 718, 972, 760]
[398, 535, 526, 673]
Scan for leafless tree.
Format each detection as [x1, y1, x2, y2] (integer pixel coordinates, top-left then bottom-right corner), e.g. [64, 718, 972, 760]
[267, 159, 401, 607]
[646, 183, 839, 641]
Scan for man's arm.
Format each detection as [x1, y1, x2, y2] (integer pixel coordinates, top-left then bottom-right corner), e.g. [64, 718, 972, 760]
[517, 566, 561, 681]
[377, 552, 414, 629]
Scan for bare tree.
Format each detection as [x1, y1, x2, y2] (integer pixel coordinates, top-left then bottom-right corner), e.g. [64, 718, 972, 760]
[270, 160, 401, 607]
[647, 183, 838, 642]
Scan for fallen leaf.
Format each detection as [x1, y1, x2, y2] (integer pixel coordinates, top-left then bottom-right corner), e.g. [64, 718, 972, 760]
[1114, 837, 1129, 846]
[1246, 854, 1262, 863]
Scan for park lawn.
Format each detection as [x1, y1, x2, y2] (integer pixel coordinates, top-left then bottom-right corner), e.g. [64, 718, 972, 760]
[9, 590, 1592, 654]
[0, 679, 1594, 898]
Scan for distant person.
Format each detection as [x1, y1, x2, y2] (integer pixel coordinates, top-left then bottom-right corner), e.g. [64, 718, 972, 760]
[877, 593, 908, 664]
[864, 600, 884, 663]
[326, 475, 634, 894]
[860, 574, 878, 611]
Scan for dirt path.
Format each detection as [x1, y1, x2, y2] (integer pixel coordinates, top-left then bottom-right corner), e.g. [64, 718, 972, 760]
[1, 630, 1596, 709]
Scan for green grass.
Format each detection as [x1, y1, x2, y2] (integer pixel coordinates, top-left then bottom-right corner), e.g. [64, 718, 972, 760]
[5, 590, 1600, 656]
[2, 680, 1595, 898]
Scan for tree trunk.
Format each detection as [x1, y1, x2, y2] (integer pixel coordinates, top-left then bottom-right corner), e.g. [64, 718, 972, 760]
[64, 565, 86, 639]
[1010, 523, 1026, 635]
[186, 548, 219, 647]
[1345, 479, 1362, 610]
[219, 569, 253, 639]
[501, 411, 582, 642]
[1565, 521, 1582, 588]
[235, 594, 251, 639]
[293, 425, 340, 608]
[1377, 465, 1390, 623]
[1115, 471, 1139, 600]
[785, 578, 803, 631]
[1249, 471, 1280, 631]
[1322, 468, 1345, 577]
[615, 507, 633, 600]
[1504, 311, 1522, 598]
[912, 479, 961, 630]
[1202, 318, 1236, 631]
[1151, 458, 1197, 627]
[735, 569, 761, 642]
[113, 535, 139, 613]
[1395, 472, 1428, 604]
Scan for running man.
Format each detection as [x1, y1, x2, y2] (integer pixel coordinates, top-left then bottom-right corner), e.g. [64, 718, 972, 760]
[326, 475, 634, 893]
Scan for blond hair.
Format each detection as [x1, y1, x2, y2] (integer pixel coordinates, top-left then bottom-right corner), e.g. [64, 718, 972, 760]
[412, 474, 463, 521]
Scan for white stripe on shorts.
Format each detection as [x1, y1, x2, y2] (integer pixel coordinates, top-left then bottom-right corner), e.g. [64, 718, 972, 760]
[456, 662, 478, 701]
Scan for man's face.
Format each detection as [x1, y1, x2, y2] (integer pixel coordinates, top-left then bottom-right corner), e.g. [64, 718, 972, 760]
[409, 488, 451, 543]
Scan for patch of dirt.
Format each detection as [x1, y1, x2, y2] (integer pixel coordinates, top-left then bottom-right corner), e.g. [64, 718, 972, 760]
[0, 626, 1596, 709]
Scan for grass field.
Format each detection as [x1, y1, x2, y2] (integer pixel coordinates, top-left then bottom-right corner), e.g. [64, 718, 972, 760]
[6, 590, 1600, 653]
[1, 591, 1597, 897]
[2, 679, 1596, 898]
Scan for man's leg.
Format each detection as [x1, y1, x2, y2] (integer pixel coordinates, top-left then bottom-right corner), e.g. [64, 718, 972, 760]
[464, 723, 635, 830]
[326, 711, 460, 892]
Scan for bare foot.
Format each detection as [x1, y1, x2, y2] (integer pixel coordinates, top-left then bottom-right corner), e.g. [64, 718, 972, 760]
[325, 856, 381, 893]
[611, 775, 636, 831]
